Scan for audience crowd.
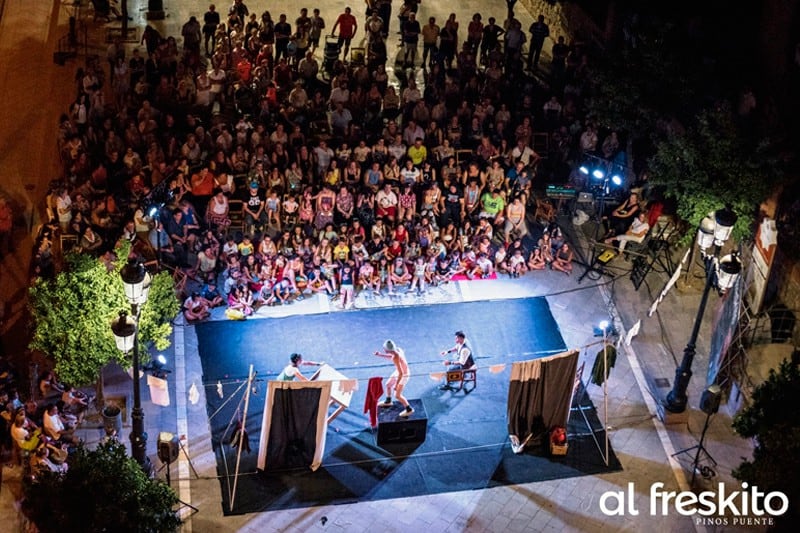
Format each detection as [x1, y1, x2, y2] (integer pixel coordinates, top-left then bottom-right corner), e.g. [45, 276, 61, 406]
[0, 362, 89, 474]
[31, 0, 640, 324]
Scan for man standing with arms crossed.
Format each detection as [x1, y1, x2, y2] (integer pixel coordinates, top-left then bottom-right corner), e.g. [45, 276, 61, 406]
[374, 339, 414, 417]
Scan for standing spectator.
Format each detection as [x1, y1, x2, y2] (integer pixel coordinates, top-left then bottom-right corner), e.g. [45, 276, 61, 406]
[366, 10, 383, 44]
[331, 6, 358, 60]
[308, 8, 325, 54]
[182, 16, 202, 55]
[376, 0, 392, 38]
[421, 16, 440, 69]
[467, 13, 483, 53]
[504, 19, 525, 67]
[295, 7, 311, 36]
[228, 0, 249, 27]
[140, 25, 162, 56]
[480, 17, 504, 62]
[56, 187, 73, 232]
[505, 0, 517, 18]
[401, 12, 421, 67]
[551, 35, 570, 82]
[203, 4, 221, 56]
[274, 14, 292, 62]
[527, 14, 550, 70]
[439, 14, 458, 68]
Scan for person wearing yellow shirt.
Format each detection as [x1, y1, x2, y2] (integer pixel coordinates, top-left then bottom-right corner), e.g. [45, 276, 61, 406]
[333, 238, 351, 262]
[407, 137, 428, 166]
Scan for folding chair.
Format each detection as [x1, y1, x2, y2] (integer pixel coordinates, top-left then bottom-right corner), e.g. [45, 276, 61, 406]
[227, 199, 245, 235]
[444, 366, 477, 393]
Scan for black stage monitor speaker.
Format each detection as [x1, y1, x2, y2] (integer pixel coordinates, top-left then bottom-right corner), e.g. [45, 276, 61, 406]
[700, 384, 722, 415]
[377, 399, 428, 446]
[157, 432, 180, 464]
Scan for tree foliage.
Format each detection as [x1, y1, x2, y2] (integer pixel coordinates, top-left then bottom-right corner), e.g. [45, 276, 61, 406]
[732, 359, 800, 528]
[23, 441, 181, 533]
[584, 13, 782, 246]
[28, 241, 179, 386]
[584, 22, 702, 141]
[647, 105, 781, 243]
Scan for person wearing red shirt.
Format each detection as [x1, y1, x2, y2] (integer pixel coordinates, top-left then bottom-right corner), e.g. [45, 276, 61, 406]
[331, 6, 358, 59]
[191, 166, 215, 197]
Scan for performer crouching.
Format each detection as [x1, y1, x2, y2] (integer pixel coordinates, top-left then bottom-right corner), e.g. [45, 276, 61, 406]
[374, 339, 414, 417]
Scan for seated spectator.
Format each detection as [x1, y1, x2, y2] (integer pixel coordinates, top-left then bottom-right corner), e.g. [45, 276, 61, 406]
[469, 252, 495, 279]
[60, 385, 90, 422]
[507, 248, 528, 278]
[11, 412, 42, 453]
[479, 189, 505, 225]
[227, 285, 254, 315]
[409, 256, 428, 294]
[358, 260, 379, 294]
[200, 278, 225, 307]
[30, 442, 69, 474]
[79, 226, 104, 254]
[552, 243, 574, 275]
[206, 189, 231, 232]
[42, 403, 79, 445]
[184, 292, 211, 322]
[605, 211, 650, 255]
[389, 257, 411, 292]
[604, 192, 642, 239]
[528, 247, 547, 271]
[39, 370, 64, 400]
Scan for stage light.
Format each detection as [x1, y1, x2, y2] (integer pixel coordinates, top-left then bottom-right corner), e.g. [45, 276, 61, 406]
[593, 320, 618, 337]
[610, 174, 623, 186]
[579, 165, 590, 175]
[143, 353, 170, 378]
[592, 169, 605, 180]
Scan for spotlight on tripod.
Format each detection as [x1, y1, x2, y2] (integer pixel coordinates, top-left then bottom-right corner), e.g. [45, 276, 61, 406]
[158, 432, 180, 471]
[157, 432, 200, 516]
[143, 354, 170, 378]
[671, 384, 720, 485]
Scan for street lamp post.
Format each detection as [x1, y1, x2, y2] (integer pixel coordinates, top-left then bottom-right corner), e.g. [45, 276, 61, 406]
[664, 207, 741, 414]
[111, 259, 153, 475]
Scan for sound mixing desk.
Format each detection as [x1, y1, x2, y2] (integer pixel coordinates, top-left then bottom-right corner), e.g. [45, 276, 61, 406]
[545, 185, 577, 200]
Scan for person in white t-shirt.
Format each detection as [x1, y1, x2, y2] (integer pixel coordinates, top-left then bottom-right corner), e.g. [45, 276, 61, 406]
[605, 210, 650, 254]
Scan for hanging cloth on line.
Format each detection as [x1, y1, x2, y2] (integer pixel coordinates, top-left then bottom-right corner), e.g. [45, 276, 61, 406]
[590, 344, 617, 386]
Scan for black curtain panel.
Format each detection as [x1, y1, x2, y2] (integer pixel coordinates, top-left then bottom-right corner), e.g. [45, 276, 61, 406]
[258, 381, 331, 472]
[507, 350, 579, 451]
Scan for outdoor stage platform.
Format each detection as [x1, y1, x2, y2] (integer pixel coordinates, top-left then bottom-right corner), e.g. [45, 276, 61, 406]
[195, 297, 622, 515]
